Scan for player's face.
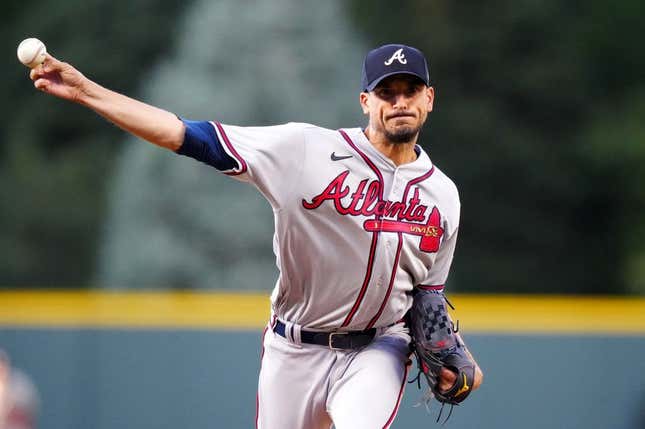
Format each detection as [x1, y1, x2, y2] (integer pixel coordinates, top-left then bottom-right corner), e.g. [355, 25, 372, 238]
[360, 75, 434, 144]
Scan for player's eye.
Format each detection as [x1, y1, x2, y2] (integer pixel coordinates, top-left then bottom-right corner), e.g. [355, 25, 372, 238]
[375, 88, 394, 99]
[405, 85, 423, 98]
[374, 85, 422, 100]
[405, 86, 423, 97]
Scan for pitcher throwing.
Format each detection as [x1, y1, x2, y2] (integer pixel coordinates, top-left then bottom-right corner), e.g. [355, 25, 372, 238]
[28, 43, 483, 428]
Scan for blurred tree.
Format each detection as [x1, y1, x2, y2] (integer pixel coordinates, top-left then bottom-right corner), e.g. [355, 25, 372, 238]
[96, 0, 367, 290]
[0, 0, 187, 286]
[572, 1, 645, 295]
[2, 0, 643, 295]
[347, 0, 645, 294]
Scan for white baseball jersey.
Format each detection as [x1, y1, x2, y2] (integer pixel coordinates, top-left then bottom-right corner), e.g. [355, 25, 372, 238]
[212, 121, 460, 331]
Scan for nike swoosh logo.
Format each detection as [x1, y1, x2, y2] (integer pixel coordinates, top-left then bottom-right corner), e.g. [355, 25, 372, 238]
[455, 373, 470, 397]
[331, 152, 353, 161]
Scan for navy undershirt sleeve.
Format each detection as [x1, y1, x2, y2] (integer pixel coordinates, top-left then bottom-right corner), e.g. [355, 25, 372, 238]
[175, 119, 237, 171]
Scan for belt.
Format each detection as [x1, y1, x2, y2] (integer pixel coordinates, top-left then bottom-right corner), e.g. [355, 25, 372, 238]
[273, 320, 376, 350]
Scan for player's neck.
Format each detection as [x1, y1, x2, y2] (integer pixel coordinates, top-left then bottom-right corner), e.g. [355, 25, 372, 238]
[364, 128, 418, 166]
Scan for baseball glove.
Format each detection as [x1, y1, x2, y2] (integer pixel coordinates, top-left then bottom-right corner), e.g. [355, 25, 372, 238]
[408, 289, 476, 421]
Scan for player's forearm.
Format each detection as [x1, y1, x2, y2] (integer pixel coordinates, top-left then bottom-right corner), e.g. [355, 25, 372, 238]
[78, 80, 185, 151]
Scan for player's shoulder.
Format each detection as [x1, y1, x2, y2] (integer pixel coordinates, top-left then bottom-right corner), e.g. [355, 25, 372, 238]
[240, 121, 314, 133]
[267, 122, 340, 137]
[297, 122, 346, 136]
[425, 162, 461, 228]
[431, 164, 459, 193]
[279, 122, 329, 130]
[287, 123, 356, 145]
[428, 162, 461, 205]
[232, 121, 347, 139]
[280, 122, 319, 129]
[224, 122, 323, 143]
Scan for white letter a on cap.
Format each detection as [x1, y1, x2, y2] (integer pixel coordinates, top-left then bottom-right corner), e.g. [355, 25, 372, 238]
[384, 48, 407, 65]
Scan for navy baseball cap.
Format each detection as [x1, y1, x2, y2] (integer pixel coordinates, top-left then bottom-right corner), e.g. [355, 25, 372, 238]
[361, 44, 430, 92]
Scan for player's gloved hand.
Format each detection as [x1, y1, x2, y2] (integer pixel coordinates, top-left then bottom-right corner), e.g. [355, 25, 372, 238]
[408, 289, 481, 422]
[437, 367, 457, 392]
[438, 364, 483, 393]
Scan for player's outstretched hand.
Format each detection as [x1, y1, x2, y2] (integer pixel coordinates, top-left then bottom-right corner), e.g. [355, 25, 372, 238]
[29, 54, 90, 103]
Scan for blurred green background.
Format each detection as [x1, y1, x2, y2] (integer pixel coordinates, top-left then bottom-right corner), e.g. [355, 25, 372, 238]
[2, 0, 644, 295]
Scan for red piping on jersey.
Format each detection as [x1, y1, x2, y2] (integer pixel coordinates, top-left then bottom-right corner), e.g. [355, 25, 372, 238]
[382, 362, 410, 428]
[417, 284, 445, 291]
[212, 121, 248, 176]
[338, 130, 385, 193]
[366, 163, 436, 328]
[255, 322, 272, 429]
[342, 230, 380, 327]
[338, 129, 384, 327]
[365, 232, 403, 330]
[402, 166, 435, 202]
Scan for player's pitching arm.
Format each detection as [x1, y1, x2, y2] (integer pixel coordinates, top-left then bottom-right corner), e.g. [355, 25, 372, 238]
[29, 54, 185, 151]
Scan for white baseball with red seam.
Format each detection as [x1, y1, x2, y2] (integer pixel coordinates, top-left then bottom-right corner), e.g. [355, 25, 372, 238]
[17, 38, 47, 68]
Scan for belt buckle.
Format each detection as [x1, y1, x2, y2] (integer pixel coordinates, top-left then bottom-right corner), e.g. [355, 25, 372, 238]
[328, 331, 348, 350]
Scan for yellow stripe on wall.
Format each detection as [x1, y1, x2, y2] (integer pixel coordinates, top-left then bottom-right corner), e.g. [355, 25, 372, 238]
[451, 294, 645, 335]
[0, 291, 270, 330]
[0, 291, 644, 334]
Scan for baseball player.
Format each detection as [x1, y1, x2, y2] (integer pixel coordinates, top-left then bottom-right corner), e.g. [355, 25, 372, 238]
[0, 351, 39, 429]
[29, 43, 483, 428]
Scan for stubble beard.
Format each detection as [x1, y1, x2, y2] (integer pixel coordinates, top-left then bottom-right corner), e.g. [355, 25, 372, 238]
[384, 124, 422, 144]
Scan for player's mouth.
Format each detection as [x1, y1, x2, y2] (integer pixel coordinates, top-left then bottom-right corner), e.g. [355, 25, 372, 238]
[387, 112, 416, 121]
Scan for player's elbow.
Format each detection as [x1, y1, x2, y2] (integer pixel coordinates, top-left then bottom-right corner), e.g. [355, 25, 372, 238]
[151, 119, 185, 151]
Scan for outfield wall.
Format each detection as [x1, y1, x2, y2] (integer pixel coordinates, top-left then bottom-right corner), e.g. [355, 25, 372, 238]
[1, 292, 644, 429]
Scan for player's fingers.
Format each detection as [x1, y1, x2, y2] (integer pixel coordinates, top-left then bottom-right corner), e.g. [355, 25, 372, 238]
[41, 57, 56, 73]
[438, 367, 457, 392]
[28, 60, 49, 81]
[41, 54, 67, 74]
[29, 66, 47, 81]
[34, 78, 50, 92]
[42, 53, 57, 67]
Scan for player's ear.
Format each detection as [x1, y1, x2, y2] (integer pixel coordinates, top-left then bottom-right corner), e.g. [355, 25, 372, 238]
[359, 92, 370, 115]
[426, 87, 435, 113]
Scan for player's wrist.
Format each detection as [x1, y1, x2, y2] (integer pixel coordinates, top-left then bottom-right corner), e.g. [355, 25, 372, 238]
[75, 78, 104, 107]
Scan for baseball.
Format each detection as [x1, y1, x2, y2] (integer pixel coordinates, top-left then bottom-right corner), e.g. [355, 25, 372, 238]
[17, 38, 47, 68]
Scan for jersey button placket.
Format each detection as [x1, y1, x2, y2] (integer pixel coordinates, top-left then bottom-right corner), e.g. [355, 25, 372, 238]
[384, 170, 402, 251]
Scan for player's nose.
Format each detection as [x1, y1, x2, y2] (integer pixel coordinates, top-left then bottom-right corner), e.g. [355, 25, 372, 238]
[392, 93, 409, 109]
